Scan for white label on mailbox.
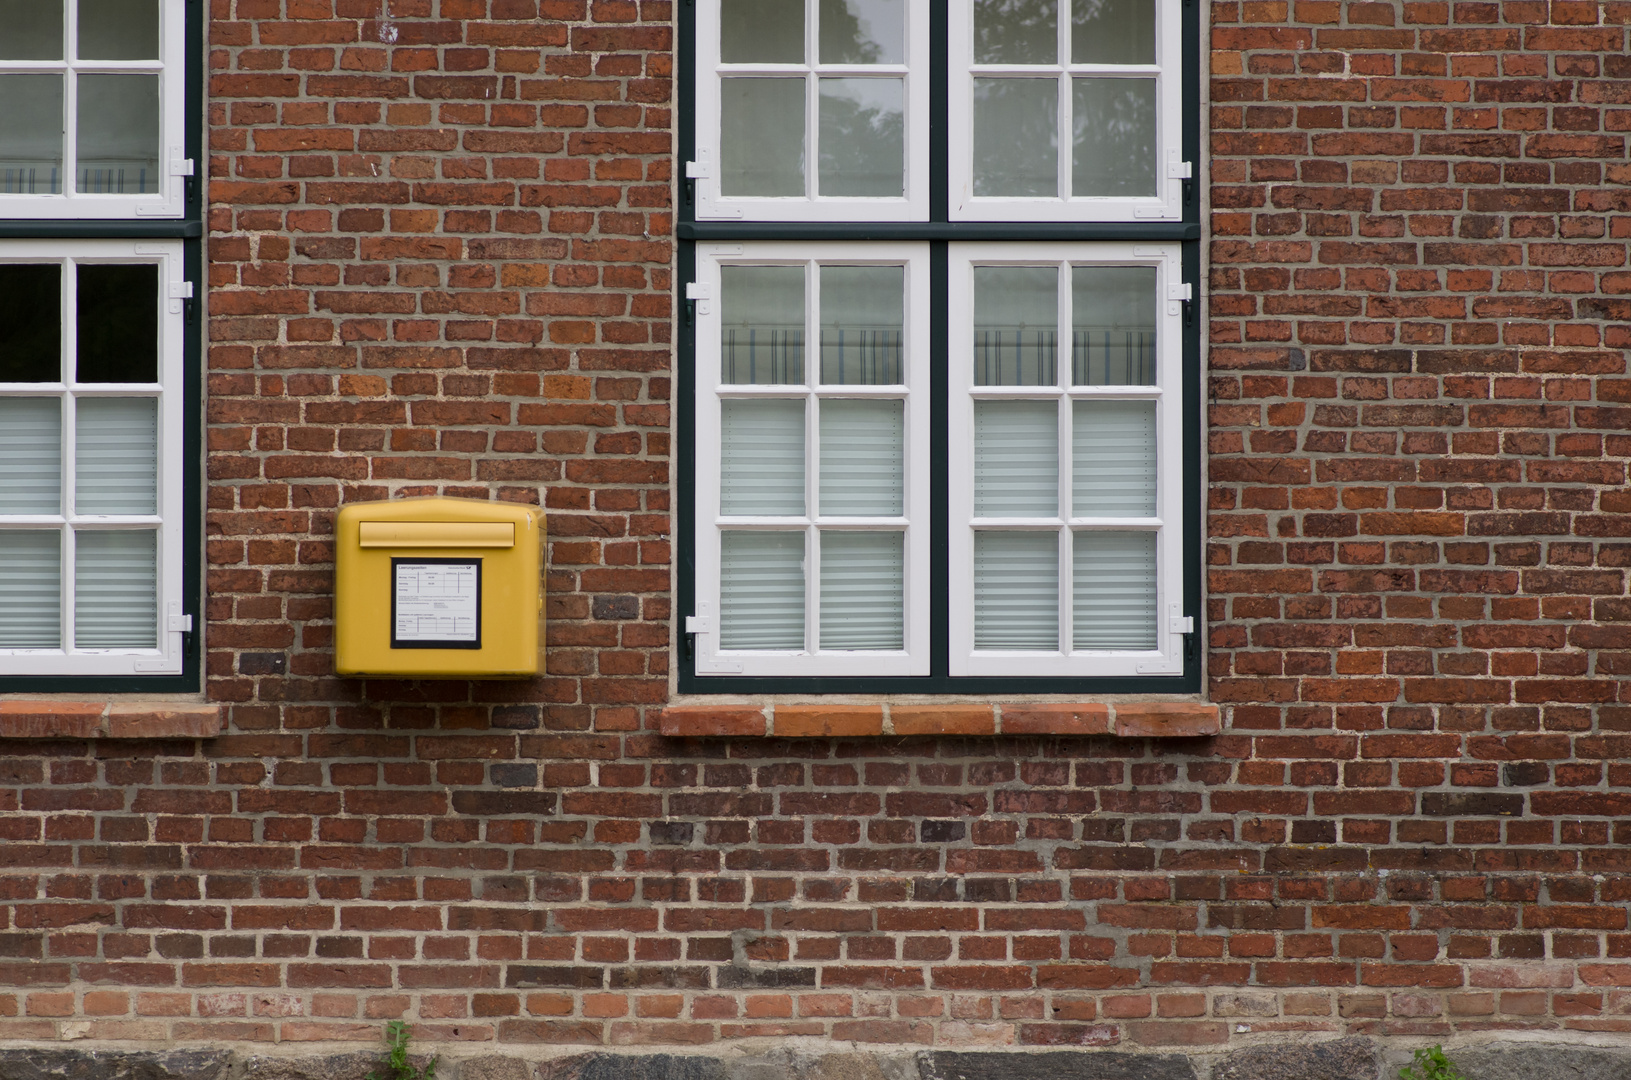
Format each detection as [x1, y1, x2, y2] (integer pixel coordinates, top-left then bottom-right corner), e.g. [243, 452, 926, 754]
[394, 560, 480, 644]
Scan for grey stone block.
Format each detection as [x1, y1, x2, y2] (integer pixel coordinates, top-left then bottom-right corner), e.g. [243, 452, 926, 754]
[1212, 1038, 1378, 1080]
[0, 1051, 232, 1080]
[454, 1058, 531, 1080]
[239, 1053, 382, 1080]
[1442, 1043, 1631, 1080]
[919, 1051, 1198, 1080]
[537, 1057, 730, 1080]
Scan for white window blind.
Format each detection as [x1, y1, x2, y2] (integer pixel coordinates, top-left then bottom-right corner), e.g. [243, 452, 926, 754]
[0, 240, 185, 676]
[694, 242, 931, 677]
[950, 242, 1184, 677]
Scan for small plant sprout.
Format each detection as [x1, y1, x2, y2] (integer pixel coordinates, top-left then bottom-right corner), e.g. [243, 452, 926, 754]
[367, 1020, 438, 1080]
[1399, 1045, 1466, 1080]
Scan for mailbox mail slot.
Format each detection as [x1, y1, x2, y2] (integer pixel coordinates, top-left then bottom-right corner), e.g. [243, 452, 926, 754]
[335, 497, 545, 679]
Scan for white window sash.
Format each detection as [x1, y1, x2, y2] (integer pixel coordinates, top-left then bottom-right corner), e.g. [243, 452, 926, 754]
[948, 241, 1186, 677]
[0, 0, 188, 219]
[694, 242, 932, 677]
[693, 0, 931, 222]
[947, 0, 1184, 222]
[0, 240, 186, 676]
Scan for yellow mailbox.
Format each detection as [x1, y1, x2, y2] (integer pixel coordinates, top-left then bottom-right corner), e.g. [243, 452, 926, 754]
[335, 497, 545, 678]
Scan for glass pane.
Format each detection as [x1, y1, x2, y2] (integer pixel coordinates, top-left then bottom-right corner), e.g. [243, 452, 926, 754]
[973, 78, 1057, 198]
[1072, 77, 1156, 197]
[0, 531, 60, 648]
[821, 265, 903, 385]
[1072, 0, 1155, 64]
[0, 75, 64, 195]
[1072, 266, 1156, 385]
[974, 0, 1057, 64]
[0, 399, 61, 514]
[78, 0, 159, 59]
[75, 529, 157, 648]
[720, 531, 805, 650]
[77, 74, 160, 195]
[77, 264, 160, 383]
[974, 531, 1058, 650]
[721, 78, 805, 197]
[0, 265, 62, 381]
[721, 399, 806, 516]
[1074, 531, 1157, 649]
[820, 398, 903, 517]
[721, 265, 805, 384]
[722, 0, 804, 63]
[77, 398, 157, 515]
[820, 531, 903, 650]
[1073, 400, 1155, 517]
[974, 400, 1057, 518]
[820, 0, 903, 64]
[975, 266, 1057, 386]
[818, 78, 904, 198]
[0, 0, 63, 59]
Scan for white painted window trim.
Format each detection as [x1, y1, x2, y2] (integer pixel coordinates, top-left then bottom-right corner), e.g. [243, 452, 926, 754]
[693, 242, 932, 677]
[692, 0, 931, 222]
[947, 0, 1184, 222]
[0, 240, 187, 676]
[0, 0, 188, 219]
[947, 241, 1186, 677]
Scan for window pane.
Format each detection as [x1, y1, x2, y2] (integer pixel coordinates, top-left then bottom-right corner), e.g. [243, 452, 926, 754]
[722, 0, 804, 63]
[974, 531, 1057, 650]
[974, 0, 1057, 64]
[974, 400, 1057, 518]
[77, 264, 160, 383]
[820, 398, 903, 517]
[0, 399, 62, 514]
[1072, 266, 1156, 385]
[820, 265, 903, 385]
[1073, 400, 1155, 517]
[78, 0, 159, 59]
[0, 0, 63, 59]
[1072, 77, 1156, 197]
[0, 531, 60, 648]
[722, 399, 806, 516]
[721, 78, 806, 197]
[818, 77, 904, 198]
[1072, 0, 1155, 64]
[721, 531, 805, 649]
[975, 266, 1057, 386]
[77, 398, 157, 515]
[820, 531, 903, 650]
[820, 0, 903, 64]
[0, 75, 64, 195]
[973, 78, 1057, 198]
[0, 265, 62, 381]
[77, 73, 160, 195]
[1073, 530, 1157, 649]
[75, 529, 157, 648]
[722, 265, 805, 384]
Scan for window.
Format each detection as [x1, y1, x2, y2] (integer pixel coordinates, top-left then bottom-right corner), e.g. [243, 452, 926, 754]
[0, 0, 191, 218]
[681, 0, 1198, 691]
[0, 0, 197, 685]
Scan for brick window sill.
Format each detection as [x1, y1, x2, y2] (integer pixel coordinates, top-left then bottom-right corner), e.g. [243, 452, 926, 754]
[658, 702, 1219, 739]
[0, 701, 224, 740]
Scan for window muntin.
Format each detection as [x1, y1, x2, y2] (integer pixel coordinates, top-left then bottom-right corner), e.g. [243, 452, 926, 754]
[694, 243, 932, 676]
[693, 0, 931, 221]
[949, 0, 1183, 221]
[948, 242, 1184, 676]
[0, 240, 185, 676]
[0, 0, 187, 218]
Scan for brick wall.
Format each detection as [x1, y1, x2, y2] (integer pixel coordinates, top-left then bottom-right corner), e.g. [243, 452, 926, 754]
[3, 0, 1631, 1056]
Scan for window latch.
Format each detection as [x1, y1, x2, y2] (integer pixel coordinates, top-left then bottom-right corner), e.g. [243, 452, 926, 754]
[686, 281, 714, 318]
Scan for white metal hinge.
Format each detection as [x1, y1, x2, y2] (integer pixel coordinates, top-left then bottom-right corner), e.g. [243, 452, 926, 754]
[685, 159, 712, 179]
[1167, 159, 1193, 179]
[1169, 614, 1195, 635]
[168, 278, 193, 314]
[168, 614, 194, 633]
[169, 153, 195, 177]
[1167, 280, 1192, 316]
[686, 281, 714, 316]
[684, 614, 711, 634]
[688, 603, 743, 673]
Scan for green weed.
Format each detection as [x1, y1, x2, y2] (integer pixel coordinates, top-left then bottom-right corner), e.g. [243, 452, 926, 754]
[1400, 1045, 1466, 1080]
[367, 1020, 438, 1080]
